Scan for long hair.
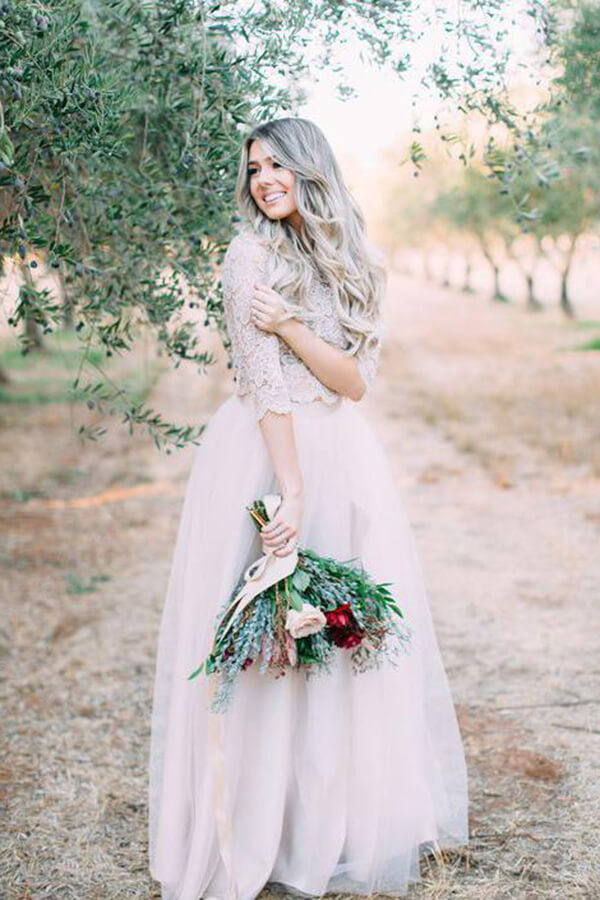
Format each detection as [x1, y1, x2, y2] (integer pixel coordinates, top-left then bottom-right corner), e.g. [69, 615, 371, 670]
[234, 117, 386, 356]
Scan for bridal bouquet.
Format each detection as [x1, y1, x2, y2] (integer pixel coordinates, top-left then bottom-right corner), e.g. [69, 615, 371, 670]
[189, 494, 411, 712]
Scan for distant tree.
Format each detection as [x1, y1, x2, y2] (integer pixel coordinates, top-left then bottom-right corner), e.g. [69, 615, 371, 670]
[433, 167, 515, 303]
[533, 165, 597, 317]
[542, 1, 600, 315]
[506, 233, 545, 311]
[485, 0, 600, 317]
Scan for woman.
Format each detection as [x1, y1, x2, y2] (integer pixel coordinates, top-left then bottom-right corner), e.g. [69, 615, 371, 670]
[148, 117, 468, 900]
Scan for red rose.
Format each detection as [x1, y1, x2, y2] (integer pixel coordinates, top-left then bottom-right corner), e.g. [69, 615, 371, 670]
[325, 603, 364, 650]
[325, 602, 354, 630]
[328, 627, 364, 649]
[338, 631, 363, 649]
[241, 656, 253, 670]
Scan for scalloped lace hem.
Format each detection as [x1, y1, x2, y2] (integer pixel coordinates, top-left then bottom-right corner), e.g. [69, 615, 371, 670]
[237, 389, 343, 413]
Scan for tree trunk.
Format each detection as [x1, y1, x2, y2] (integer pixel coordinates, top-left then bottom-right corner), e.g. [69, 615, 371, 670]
[0, 364, 9, 385]
[479, 237, 508, 302]
[525, 274, 543, 311]
[559, 236, 577, 319]
[20, 263, 45, 351]
[60, 271, 75, 328]
[62, 295, 75, 328]
[423, 253, 435, 283]
[491, 264, 508, 303]
[560, 274, 575, 318]
[24, 315, 44, 349]
[462, 256, 474, 293]
[441, 254, 452, 288]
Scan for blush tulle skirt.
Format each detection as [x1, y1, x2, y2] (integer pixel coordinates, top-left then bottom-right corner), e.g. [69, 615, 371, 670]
[148, 392, 468, 900]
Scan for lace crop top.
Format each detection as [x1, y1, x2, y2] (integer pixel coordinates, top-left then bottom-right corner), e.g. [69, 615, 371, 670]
[221, 228, 381, 421]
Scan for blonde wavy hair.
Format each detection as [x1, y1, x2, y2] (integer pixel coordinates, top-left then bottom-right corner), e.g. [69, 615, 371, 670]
[234, 117, 386, 357]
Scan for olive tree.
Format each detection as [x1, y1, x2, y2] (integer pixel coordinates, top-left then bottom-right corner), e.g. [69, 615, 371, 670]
[484, 0, 600, 317]
[0, 0, 552, 444]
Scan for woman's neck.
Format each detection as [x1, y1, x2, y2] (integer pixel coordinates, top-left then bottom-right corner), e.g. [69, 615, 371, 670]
[284, 210, 304, 234]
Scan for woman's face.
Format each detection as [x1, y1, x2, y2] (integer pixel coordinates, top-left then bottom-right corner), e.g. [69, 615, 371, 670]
[247, 139, 302, 231]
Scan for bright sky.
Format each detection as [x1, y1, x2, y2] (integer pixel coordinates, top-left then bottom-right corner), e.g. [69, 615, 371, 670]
[297, 3, 543, 178]
[299, 62, 414, 175]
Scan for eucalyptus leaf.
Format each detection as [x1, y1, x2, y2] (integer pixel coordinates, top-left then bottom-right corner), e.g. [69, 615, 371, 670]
[187, 661, 204, 680]
[292, 569, 311, 592]
[288, 588, 304, 612]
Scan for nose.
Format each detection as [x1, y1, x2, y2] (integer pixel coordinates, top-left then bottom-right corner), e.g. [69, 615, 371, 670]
[257, 167, 275, 188]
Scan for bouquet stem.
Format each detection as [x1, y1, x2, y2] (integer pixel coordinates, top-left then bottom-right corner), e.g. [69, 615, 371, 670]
[248, 508, 267, 530]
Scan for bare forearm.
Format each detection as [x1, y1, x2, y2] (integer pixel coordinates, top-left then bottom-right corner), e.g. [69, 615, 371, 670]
[258, 410, 304, 498]
[277, 318, 365, 401]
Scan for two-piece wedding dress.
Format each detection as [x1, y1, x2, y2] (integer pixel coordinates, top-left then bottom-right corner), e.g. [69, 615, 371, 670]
[148, 228, 468, 900]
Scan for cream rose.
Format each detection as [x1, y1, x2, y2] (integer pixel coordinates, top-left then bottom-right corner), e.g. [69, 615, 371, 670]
[285, 602, 327, 639]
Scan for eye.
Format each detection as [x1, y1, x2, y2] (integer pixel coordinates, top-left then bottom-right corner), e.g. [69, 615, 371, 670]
[272, 161, 282, 169]
[247, 168, 258, 177]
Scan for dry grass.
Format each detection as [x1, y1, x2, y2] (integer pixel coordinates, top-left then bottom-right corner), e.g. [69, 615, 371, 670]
[382, 314, 600, 483]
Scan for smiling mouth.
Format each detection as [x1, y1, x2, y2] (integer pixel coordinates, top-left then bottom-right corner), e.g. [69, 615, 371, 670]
[263, 192, 286, 205]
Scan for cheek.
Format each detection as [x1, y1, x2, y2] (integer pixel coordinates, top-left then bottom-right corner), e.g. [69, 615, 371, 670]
[282, 173, 297, 208]
[249, 177, 261, 204]
[283, 171, 296, 192]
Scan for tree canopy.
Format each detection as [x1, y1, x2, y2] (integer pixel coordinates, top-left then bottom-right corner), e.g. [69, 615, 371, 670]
[0, 0, 557, 446]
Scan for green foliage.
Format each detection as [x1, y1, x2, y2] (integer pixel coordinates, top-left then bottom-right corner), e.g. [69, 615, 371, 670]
[0, 329, 161, 407]
[433, 166, 513, 244]
[0, 0, 311, 443]
[415, 3, 600, 315]
[554, 0, 600, 117]
[65, 571, 111, 594]
[577, 336, 600, 351]
[483, 1, 600, 235]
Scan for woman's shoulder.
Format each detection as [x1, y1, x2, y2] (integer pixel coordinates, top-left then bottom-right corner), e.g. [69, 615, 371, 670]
[223, 226, 269, 270]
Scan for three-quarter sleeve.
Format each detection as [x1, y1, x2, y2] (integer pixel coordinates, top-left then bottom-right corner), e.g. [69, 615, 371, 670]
[221, 231, 292, 422]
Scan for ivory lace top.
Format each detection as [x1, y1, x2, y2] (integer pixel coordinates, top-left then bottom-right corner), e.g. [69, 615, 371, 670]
[221, 228, 381, 421]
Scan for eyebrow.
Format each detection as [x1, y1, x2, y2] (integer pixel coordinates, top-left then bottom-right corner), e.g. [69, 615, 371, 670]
[247, 156, 274, 166]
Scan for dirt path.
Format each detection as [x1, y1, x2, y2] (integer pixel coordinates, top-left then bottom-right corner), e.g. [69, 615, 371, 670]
[1, 276, 599, 899]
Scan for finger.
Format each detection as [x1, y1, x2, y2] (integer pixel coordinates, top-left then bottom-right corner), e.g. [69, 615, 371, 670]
[250, 303, 269, 317]
[262, 529, 294, 546]
[261, 516, 282, 534]
[252, 288, 273, 302]
[274, 537, 298, 557]
[251, 301, 271, 314]
[271, 537, 291, 554]
[262, 516, 292, 534]
[251, 297, 273, 312]
[262, 532, 291, 552]
[262, 522, 291, 539]
[251, 306, 273, 321]
[263, 536, 293, 552]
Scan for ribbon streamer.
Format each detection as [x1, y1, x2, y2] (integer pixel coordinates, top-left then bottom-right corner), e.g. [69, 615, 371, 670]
[206, 492, 298, 900]
[207, 674, 239, 900]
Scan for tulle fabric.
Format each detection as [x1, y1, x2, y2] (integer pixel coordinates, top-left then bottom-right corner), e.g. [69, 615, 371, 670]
[148, 394, 468, 900]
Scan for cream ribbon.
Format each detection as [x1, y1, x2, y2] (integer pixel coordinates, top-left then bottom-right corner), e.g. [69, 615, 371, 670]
[207, 675, 238, 900]
[206, 492, 298, 900]
[217, 493, 298, 642]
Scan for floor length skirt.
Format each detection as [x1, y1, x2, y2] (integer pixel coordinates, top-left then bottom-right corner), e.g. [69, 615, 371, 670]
[148, 392, 468, 900]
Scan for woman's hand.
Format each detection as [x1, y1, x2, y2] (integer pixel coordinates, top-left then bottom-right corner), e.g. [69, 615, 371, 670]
[251, 284, 292, 335]
[260, 494, 303, 557]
